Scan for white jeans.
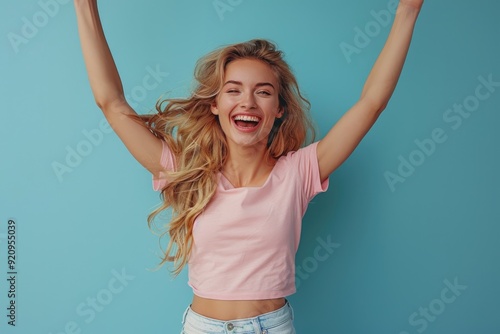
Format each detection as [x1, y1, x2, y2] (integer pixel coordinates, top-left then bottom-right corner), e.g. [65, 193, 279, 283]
[180, 300, 296, 334]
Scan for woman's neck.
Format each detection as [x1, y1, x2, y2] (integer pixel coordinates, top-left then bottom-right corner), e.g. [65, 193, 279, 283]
[222, 143, 276, 188]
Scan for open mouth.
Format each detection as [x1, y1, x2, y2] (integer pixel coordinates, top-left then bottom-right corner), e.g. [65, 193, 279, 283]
[233, 115, 261, 129]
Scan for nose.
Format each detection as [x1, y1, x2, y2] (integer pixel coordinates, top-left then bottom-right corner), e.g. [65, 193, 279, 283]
[240, 92, 256, 109]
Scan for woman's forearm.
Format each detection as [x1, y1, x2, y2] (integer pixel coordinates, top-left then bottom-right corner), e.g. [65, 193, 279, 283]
[360, 0, 422, 110]
[74, 0, 125, 110]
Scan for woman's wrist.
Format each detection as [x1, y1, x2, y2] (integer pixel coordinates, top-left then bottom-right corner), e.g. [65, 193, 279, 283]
[399, 0, 424, 11]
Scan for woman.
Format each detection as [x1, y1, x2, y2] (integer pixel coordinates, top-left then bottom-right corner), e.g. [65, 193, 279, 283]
[74, 0, 423, 333]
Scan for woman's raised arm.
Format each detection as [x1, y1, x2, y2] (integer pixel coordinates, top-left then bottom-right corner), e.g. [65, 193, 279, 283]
[317, 0, 424, 181]
[74, 0, 164, 176]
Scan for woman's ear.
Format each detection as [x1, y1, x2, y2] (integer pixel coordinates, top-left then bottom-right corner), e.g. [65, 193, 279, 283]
[211, 101, 219, 115]
[276, 107, 284, 118]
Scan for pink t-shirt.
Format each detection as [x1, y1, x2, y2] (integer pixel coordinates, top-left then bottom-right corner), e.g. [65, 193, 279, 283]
[153, 140, 329, 300]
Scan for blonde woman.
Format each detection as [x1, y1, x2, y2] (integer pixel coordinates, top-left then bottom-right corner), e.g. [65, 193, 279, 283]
[74, 0, 423, 333]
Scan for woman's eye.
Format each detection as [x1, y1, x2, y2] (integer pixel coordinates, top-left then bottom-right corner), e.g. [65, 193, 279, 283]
[258, 91, 271, 96]
[227, 89, 239, 93]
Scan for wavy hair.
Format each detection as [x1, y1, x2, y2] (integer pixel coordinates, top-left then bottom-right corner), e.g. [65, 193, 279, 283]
[131, 39, 316, 277]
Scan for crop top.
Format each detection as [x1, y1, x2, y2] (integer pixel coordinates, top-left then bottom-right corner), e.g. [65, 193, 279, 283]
[152, 140, 329, 300]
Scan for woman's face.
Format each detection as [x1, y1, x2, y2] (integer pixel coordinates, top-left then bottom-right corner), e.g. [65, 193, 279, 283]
[211, 58, 283, 150]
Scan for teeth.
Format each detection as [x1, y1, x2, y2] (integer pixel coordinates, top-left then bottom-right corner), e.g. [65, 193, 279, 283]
[234, 115, 260, 122]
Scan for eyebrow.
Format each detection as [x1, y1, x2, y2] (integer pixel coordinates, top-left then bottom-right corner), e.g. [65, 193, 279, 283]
[223, 80, 275, 90]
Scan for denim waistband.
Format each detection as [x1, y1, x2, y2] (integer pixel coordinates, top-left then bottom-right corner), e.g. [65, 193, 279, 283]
[181, 299, 294, 333]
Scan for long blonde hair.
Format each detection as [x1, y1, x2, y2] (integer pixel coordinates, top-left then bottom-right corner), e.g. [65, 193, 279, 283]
[132, 39, 316, 277]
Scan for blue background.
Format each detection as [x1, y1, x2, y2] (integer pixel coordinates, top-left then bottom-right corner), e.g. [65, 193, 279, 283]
[1, 0, 499, 333]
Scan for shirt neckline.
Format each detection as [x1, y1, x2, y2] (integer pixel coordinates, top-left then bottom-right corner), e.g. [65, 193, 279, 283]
[218, 158, 283, 190]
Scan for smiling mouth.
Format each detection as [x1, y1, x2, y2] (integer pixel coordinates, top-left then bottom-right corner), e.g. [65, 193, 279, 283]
[233, 115, 261, 128]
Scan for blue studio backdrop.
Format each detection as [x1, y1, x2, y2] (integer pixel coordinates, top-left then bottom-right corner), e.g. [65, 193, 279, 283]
[1, 0, 499, 333]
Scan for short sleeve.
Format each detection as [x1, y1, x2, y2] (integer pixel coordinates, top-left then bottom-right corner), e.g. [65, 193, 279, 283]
[152, 140, 176, 191]
[288, 141, 329, 201]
